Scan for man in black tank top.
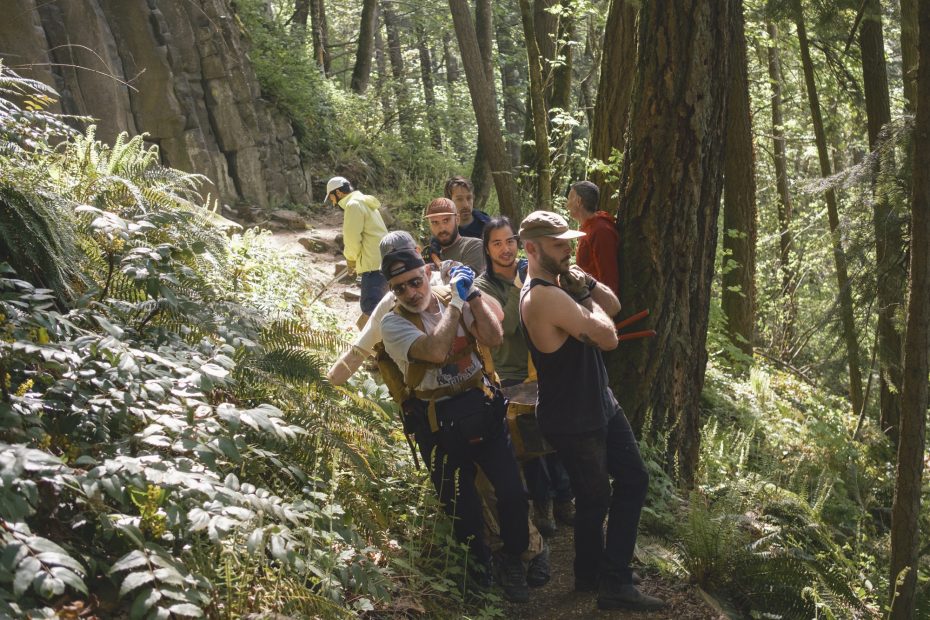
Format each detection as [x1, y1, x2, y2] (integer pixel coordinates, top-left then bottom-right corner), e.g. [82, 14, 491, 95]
[518, 211, 666, 612]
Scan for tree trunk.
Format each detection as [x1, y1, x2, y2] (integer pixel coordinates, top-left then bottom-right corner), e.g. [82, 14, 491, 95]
[382, 1, 413, 138]
[443, 32, 459, 84]
[441, 31, 467, 157]
[496, 14, 526, 164]
[548, 3, 574, 193]
[590, 0, 637, 213]
[795, 1, 865, 417]
[417, 26, 442, 150]
[519, 0, 553, 211]
[470, 0, 495, 211]
[900, 0, 918, 111]
[611, 0, 730, 486]
[766, 22, 797, 358]
[889, 5, 930, 616]
[350, 0, 378, 94]
[374, 9, 393, 131]
[860, 0, 906, 442]
[290, 0, 310, 43]
[309, 0, 329, 75]
[721, 0, 756, 365]
[448, 0, 520, 221]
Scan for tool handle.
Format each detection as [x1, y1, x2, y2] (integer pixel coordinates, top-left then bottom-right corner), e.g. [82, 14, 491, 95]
[617, 329, 656, 342]
[615, 309, 650, 331]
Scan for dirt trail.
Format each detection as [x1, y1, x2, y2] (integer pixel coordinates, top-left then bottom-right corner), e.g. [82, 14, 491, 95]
[270, 214, 725, 620]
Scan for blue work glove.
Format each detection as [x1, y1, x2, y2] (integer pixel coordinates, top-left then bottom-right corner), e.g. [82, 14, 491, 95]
[449, 265, 475, 302]
[514, 258, 528, 289]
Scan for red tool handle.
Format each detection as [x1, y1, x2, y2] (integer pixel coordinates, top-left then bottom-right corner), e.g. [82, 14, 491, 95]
[615, 309, 650, 331]
[617, 329, 656, 342]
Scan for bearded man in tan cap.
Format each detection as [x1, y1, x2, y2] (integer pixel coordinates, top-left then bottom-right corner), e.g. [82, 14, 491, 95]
[518, 210, 665, 612]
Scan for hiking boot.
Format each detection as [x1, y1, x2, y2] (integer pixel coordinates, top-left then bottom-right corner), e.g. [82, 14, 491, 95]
[526, 545, 551, 587]
[468, 558, 494, 589]
[597, 584, 667, 612]
[576, 571, 642, 592]
[532, 500, 557, 537]
[553, 499, 575, 526]
[498, 553, 529, 603]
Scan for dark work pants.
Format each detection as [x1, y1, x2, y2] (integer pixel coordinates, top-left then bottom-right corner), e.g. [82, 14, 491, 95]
[359, 271, 388, 315]
[414, 390, 529, 564]
[523, 453, 574, 505]
[545, 409, 648, 584]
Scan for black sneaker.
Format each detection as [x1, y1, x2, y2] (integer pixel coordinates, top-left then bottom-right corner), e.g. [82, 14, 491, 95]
[498, 553, 529, 603]
[533, 500, 557, 538]
[577, 571, 642, 592]
[597, 584, 667, 611]
[526, 545, 551, 587]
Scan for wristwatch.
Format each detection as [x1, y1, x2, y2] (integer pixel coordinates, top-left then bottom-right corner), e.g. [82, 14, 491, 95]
[466, 289, 482, 302]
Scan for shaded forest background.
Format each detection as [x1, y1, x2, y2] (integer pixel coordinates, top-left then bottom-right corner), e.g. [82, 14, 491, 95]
[1, 0, 929, 618]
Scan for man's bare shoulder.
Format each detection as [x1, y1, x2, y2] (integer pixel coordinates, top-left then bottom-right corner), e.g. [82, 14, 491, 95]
[523, 283, 572, 312]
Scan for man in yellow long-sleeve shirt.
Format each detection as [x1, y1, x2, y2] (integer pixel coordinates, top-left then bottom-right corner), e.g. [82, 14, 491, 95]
[326, 176, 389, 317]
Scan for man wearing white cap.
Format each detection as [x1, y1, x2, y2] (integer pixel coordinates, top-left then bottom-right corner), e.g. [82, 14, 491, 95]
[325, 176, 389, 317]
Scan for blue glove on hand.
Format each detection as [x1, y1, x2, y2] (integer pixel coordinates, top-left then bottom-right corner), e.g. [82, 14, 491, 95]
[514, 258, 528, 289]
[449, 265, 475, 302]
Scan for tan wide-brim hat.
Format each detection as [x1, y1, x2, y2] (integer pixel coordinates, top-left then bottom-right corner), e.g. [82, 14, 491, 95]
[519, 210, 586, 240]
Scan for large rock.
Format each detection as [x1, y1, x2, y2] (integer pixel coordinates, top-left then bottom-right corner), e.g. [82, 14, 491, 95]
[0, 0, 314, 211]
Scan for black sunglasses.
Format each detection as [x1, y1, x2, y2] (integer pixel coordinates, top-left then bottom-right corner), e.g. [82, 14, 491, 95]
[391, 276, 425, 296]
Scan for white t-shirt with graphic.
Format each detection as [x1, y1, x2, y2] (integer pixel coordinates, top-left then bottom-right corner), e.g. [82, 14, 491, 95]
[381, 302, 481, 392]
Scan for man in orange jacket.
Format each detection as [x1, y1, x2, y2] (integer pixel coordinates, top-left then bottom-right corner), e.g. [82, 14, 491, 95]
[566, 181, 620, 296]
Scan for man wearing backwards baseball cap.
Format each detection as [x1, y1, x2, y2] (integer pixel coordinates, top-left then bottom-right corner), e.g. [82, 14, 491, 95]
[518, 211, 665, 611]
[423, 197, 486, 272]
[379, 245, 532, 602]
[325, 176, 389, 318]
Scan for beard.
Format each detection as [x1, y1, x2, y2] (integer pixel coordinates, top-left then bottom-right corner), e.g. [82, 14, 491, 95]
[491, 253, 516, 271]
[538, 246, 570, 276]
[436, 228, 459, 247]
[397, 291, 431, 313]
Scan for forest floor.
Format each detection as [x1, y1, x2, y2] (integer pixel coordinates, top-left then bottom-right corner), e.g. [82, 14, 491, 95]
[268, 212, 727, 620]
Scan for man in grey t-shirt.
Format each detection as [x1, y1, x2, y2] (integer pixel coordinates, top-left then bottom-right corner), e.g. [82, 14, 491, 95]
[424, 197, 486, 272]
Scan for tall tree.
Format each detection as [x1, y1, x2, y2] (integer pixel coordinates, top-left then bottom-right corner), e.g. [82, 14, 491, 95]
[900, 0, 918, 111]
[382, 1, 414, 137]
[416, 26, 442, 150]
[470, 0, 495, 211]
[310, 0, 330, 75]
[766, 22, 797, 357]
[448, 0, 520, 220]
[766, 22, 797, 356]
[611, 0, 730, 485]
[722, 0, 756, 364]
[795, 0, 864, 417]
[495, 13, 526, 164]
[374, 10, 393, 131]
[290, 0, 310, 43]
[350, 0, 378, 94]
[859, 0, 906, 441]
[590, 0, 637, 212]
[889, 4, 930, 616]
[519, 0, 553, 211]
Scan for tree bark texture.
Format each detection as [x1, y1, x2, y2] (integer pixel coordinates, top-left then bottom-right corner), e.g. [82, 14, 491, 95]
[448, 0, 519, 221]
[310, 0, 330, 75]
[766, 22, 797, 357]
[548, 3, 574, 194]
[795, 2, 865, 417]
[417, 26, 442, 150]
[889, 4, 930, 616]
[590, 0, 637, 212]
[722, 0, 756, 363]
[382, 1, 413, 138]
[470, 0, 495, 211]
[611, 0, 730, 486]
[860, 0, 906, 442]
[350, 0, 378, 94]
[519, 0, 553, 211]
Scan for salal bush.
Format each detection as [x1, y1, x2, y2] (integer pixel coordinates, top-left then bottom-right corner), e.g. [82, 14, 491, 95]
[0, 65, 396, 618]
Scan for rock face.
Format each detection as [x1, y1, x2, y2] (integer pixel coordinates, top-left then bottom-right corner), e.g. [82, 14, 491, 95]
[0, 0, 313, 210]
